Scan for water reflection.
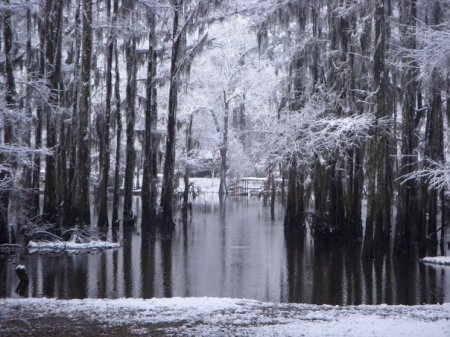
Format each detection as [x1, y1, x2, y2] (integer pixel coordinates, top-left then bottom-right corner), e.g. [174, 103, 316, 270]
[0, 196, 449, 305]
[140, 229, 155, 299]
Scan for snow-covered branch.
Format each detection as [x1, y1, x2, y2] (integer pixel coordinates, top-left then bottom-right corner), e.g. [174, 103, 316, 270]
[400, 20, 450, 84]
[399, 158, 450, 191]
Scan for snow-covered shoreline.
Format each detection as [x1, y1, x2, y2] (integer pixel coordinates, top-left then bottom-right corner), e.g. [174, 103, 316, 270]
[420, 256, 450, 266]
[27, 240, 121, 253]
[1, 297, 449, 336]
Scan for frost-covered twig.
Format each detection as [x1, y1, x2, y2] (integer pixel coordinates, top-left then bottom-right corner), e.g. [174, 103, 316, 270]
[398, 20, 450, 85]
[399, 158, 450, 191]
[255, 86, 376, 168]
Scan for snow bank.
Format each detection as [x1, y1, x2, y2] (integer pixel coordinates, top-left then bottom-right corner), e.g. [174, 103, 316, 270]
[1, 297, 449, 337]
[420, 256, 450, 266]
[27, 240, 121, 253]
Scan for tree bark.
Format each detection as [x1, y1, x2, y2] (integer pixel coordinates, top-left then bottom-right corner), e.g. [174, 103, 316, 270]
[111, 19, 121, 228]
[65, 0, 82, 226]
[218, 91, 229, 197]
[160, 0, 183, 231]
[365, 0, 392, 256]
[182, 114, 194, 220]
[123, 14, 137, 226]
[69, 0, 92, 227]
[97, 0, 115, 228]
[43, 0, 63, 224]
[0, 0, 15, 243]
[424, 68, 444, 255]
[395, 0, 419, 254]
[142, 13, 158, 229]
[284, 158, 305, 234]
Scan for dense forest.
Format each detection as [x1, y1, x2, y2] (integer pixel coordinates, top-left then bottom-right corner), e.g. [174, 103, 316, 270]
[0, 0, 449, 258]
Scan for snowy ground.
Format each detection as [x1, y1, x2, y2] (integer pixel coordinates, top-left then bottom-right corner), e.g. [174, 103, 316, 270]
[178, 177, 220, 194]
[1, 297, 449, 337]
[27, 240, 121, 254]
[420, 256, 450, 266]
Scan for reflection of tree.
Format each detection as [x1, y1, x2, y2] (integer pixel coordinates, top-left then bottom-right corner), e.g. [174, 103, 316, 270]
[384, 255, 393, 304]
[374, 254, 385, 304]
[71, 256, 88, 299]
[362, 257, 373, 305]
[182, 217, 191, 297]
[123, 228, 133, 297]
[285, 233, 305, 303]
[311, 242, 346, 305]
[141, 230, 156, 299]
[393, 253, 419, 305]
[161, 236, 173, 298]
[97, 251, 107, 298]
[0, 258, 7, 297]
[344, 245, 362, 305]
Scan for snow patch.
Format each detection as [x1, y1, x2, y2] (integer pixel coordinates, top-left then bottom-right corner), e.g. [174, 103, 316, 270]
[27, 240, 121, 253]
[420, 256, 450, 266]
[1, 298, 449, 337]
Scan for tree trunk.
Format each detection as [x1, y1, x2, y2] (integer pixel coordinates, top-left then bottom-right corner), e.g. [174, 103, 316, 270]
[43, 0, 63, 224]
[142, 13, 158, 229]
[70, 0, 92, 227]
[97, 0, 115, 228]
[24, 0, 33, 189]
[284, 158, 304, 234]
[111, 23, 121, 227]
[424, 68, 444, 255]
[57, 120, 68, 228]
[373, 0, 392, 253]
[219, 91, 229, 197]
[270, 172, 276, 221]
[447, 74, 450, 127]
[65, 0, 82, 226]
[364, 0, 392, 256]
[0, 0, 15, 243]
[123, 29, 137, 226]
[395, 0, 419, 254]
[31, 13, 49, 218]
[3, 0, 16, 147]
[160, 0, 183, 231]
[182, 114, 194, 220]
[363, 140, 376, 258]
[0, 165, 11, 243]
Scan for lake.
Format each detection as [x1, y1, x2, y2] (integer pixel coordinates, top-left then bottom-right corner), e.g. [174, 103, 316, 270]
[1, 195, 449, 304]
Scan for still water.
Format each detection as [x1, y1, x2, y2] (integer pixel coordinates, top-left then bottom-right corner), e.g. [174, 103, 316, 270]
[1, 196, 449, 304]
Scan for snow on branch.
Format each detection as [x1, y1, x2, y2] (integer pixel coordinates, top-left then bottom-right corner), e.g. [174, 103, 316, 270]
[175, 33, 210, 78]
[400, 20, 450, 84]
[399, 158, 450, 191]
[259, 111, 375, 168]
[331, 0, 362, 20]
[0, 144, 50, 168]
[256, 87, 375, 168]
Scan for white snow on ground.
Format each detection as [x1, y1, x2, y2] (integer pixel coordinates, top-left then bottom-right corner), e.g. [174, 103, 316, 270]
[420, 256, 450, 266]
[184, 177, 220, 194]
[27, 240, 120, 253]
[1, 297, 449, 336]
